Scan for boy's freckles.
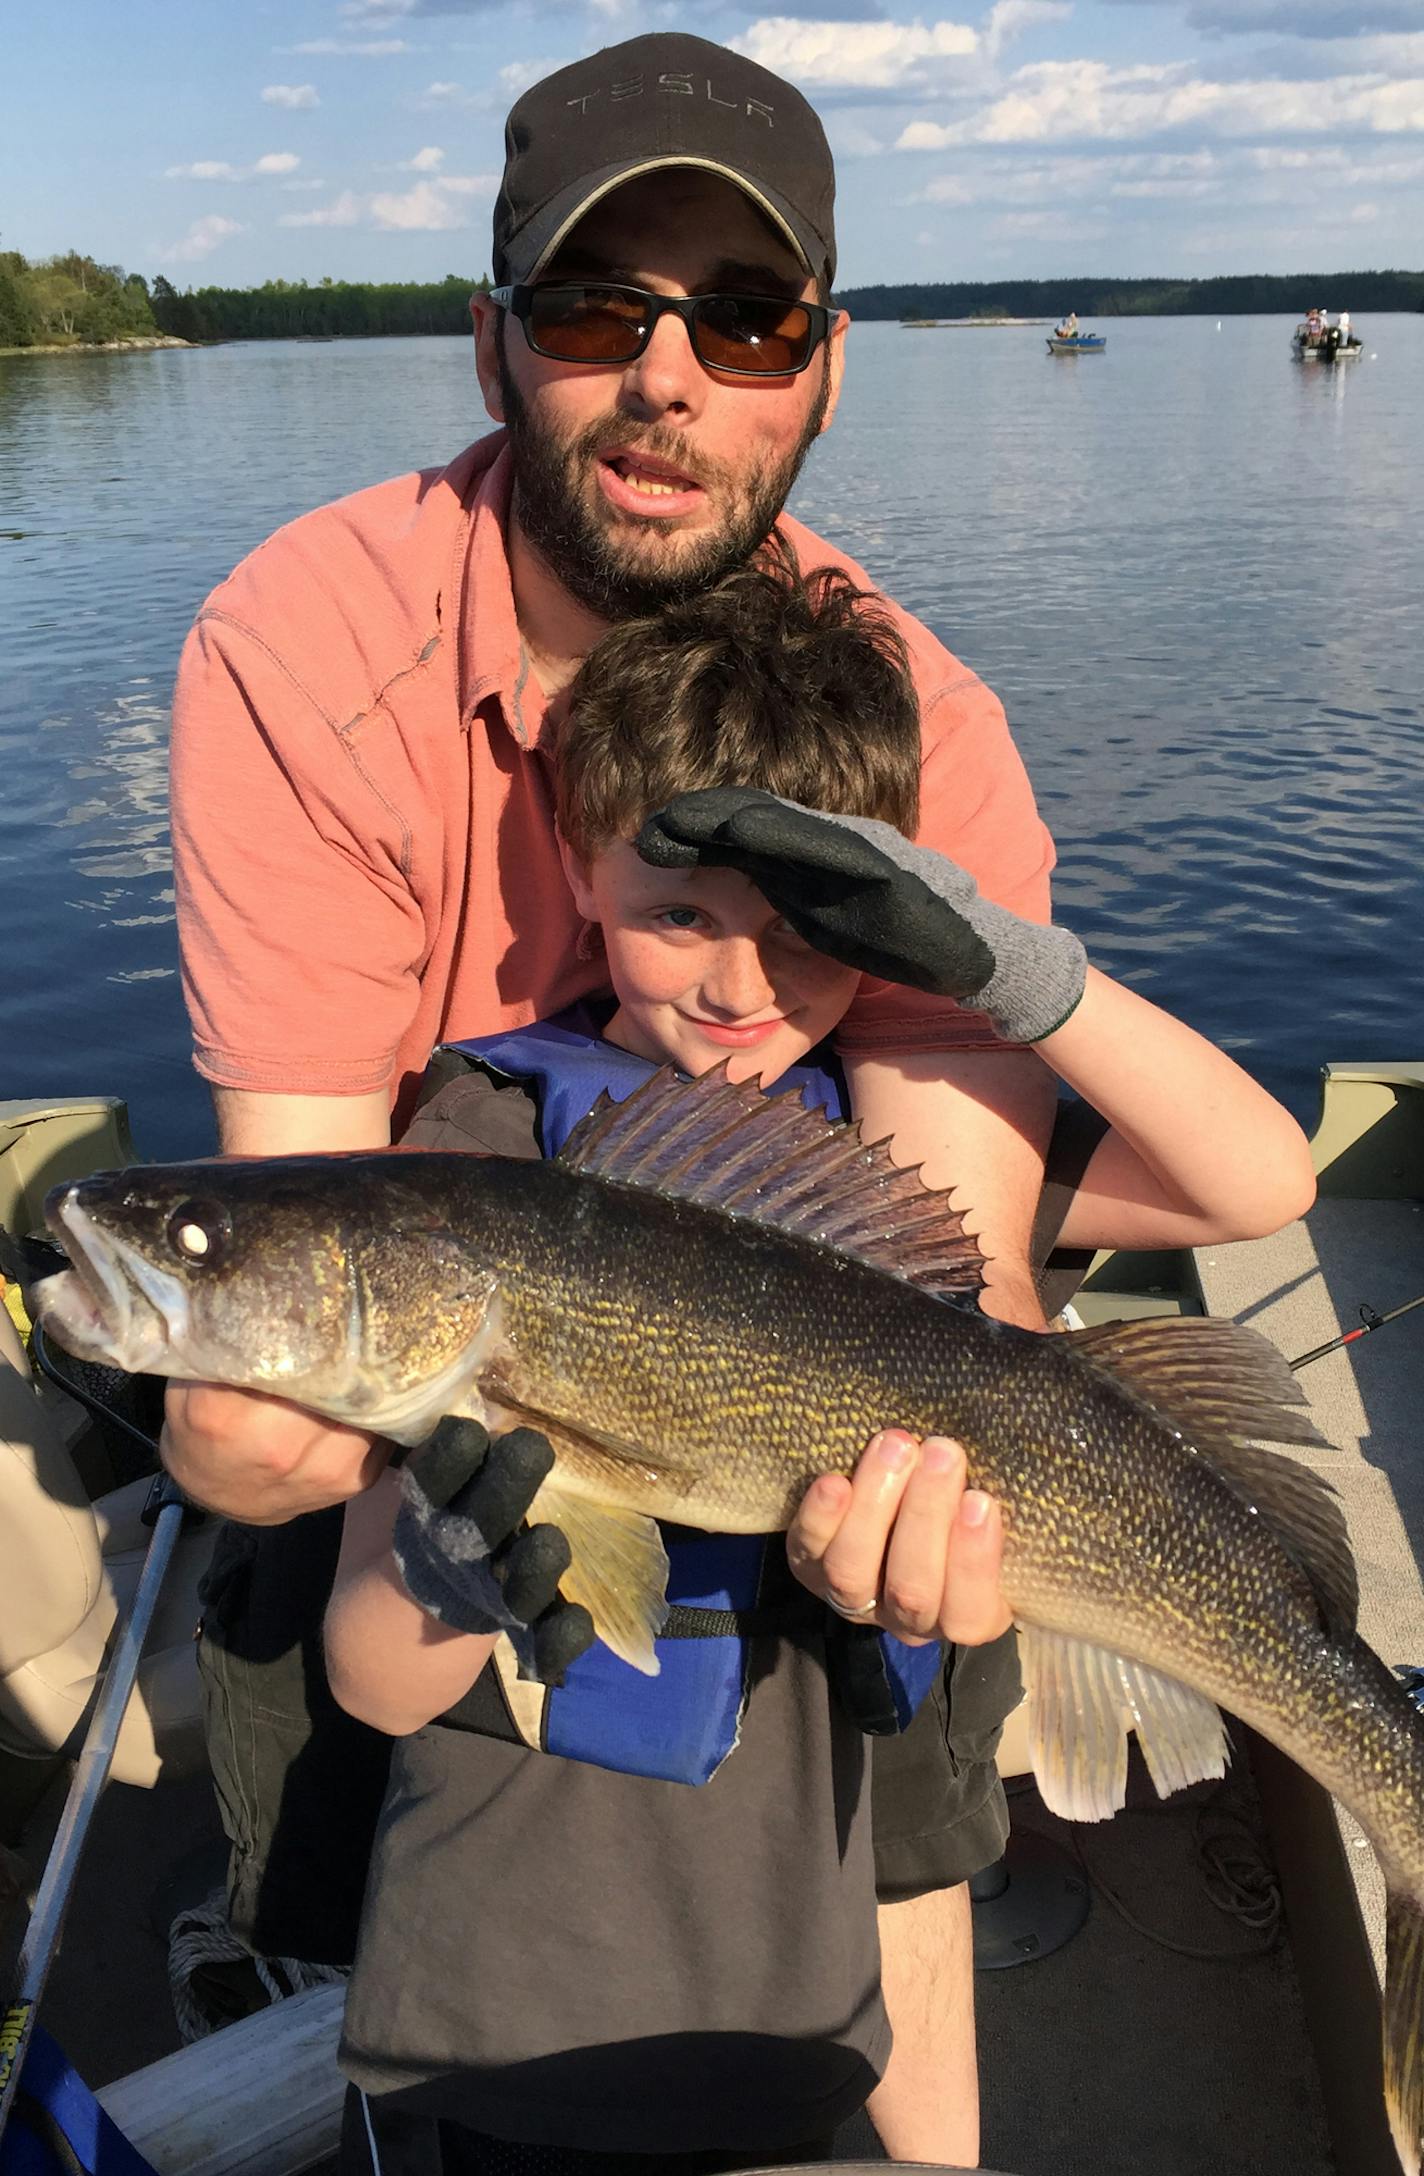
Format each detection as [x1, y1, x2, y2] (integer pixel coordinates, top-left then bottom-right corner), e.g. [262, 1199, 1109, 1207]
[566, 840, 861, 1087]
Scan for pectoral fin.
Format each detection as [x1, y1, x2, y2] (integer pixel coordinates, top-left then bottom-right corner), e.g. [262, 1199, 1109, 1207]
[527, 1476, 671, 1678]
[1018, 1623, 1229, 1822]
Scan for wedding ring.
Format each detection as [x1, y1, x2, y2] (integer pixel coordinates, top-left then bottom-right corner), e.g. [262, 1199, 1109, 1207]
[828, 1596, 880, 1621]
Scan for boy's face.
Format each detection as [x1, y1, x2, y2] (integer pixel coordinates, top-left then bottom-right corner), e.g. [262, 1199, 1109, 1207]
[561, 838, 861, 1087]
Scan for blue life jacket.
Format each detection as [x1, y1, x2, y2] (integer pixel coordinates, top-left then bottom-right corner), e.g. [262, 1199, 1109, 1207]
[435, 1003, 943, 1784]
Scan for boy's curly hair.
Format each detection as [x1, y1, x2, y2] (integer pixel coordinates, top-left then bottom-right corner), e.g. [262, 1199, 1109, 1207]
[554, 534, 920, 862]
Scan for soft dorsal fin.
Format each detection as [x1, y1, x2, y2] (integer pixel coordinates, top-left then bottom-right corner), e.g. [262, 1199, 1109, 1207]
[557, 1063, 985, 1298]
[1064, 1316, 1356, 1636]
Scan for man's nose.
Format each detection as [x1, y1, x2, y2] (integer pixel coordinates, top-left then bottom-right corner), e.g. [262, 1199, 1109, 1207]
[617, 307, 707, 421]
[703, 937, 777, 1017]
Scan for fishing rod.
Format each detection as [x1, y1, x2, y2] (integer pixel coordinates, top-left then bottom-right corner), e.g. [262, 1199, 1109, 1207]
[0, 1331, 193, 2159]
[1289, 1292, 1424, 1374]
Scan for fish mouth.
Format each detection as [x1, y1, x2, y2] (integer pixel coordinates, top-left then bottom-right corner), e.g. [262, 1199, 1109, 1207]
[35, 1192, 189, 1375]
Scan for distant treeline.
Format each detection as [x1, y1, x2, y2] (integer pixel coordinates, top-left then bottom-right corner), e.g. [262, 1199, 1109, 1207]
[0, 249, 159, 348]
[149, 273, 490, 342]
[7, 249, 1422, 352]
[834, 271, 1424, 320]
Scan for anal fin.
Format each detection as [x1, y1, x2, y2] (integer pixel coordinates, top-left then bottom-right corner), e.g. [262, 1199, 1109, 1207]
[1019, 1622, 1229, 1822]
[527, 1475, 670, 1679]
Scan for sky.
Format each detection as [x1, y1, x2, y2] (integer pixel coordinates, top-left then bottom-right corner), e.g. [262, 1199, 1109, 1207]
[5, 0, 1423, 291]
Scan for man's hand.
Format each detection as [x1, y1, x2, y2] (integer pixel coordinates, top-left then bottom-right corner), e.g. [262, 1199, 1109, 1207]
[162, 1381, 387, 1524]
[786, 1430, 1011, 1647]
[638, 788, 1085, 1045]
[393, 1417, 595, 1683]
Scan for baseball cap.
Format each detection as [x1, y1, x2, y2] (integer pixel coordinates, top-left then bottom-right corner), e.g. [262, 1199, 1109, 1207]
[493, 33, 837, 293]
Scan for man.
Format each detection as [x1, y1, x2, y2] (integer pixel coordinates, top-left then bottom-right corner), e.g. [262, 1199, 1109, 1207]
[166, 33, 1051, 2163]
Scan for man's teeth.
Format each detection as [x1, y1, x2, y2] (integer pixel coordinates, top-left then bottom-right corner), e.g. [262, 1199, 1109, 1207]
[615, 461, 690, 498]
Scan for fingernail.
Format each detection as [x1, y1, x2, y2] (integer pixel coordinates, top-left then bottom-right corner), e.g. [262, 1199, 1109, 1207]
[960, 1489, 991, 1528]
[923, 1436, 960, 1476]
[878, 1432, 914, 1473]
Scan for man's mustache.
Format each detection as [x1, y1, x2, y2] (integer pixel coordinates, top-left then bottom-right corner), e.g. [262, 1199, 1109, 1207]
[572, 420, 729, 499]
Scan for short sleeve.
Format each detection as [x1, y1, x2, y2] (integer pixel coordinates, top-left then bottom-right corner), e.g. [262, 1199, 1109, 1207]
[170, 613, 427, 1097]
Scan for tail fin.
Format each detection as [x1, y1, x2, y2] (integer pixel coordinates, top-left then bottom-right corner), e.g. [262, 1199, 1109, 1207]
[1385, 1889, 1424, 2174]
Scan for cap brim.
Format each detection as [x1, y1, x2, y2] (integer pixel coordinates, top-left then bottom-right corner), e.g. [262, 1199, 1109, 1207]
[502, 156, 820, 286]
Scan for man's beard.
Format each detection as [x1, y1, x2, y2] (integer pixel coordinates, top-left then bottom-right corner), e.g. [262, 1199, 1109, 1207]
[497, 341, 831, 623]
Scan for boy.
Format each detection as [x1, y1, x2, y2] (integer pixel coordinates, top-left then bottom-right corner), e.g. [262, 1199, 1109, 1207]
[325, 548, 1314, 2174]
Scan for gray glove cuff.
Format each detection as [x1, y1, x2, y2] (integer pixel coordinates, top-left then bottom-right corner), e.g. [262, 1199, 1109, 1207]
[811, 811, 1087, 1044]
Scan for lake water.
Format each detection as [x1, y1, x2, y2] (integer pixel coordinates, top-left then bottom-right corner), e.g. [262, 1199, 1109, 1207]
[2, 316, 1421, 1161]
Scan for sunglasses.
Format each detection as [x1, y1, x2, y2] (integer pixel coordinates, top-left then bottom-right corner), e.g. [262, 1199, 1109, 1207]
[489, 282, 832, 379]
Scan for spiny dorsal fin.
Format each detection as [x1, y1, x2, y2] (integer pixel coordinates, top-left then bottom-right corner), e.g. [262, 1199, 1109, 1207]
[558, 1063, 985, 1298]
[1065, 1316, 1356, 1636]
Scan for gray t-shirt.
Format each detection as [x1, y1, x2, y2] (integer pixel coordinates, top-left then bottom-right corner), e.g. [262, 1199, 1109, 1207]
[338, 1066, 889, 2152]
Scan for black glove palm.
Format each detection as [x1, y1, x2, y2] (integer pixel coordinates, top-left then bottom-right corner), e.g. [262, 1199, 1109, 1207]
[393, 1417, 594, 1684]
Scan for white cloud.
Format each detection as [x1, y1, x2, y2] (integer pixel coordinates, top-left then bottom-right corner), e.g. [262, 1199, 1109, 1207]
[895, 58, 1424, 146]
[984, 0, 1072, 59]
[281, 177, 328, 191]
[422, 80, 468, 101]
[401, 145, 446, 170]
[370, 175, 497, 227]
[287, 38, 412, 54]
[165, 154, 302, 182]
[280, 175, 497, 231]
[499, 58, 564, 100]
[279, 191, 364, 229]
[731, 18, 978, 90]
[159, 215, 245, 264]
[166, 160, 241, 181]
[262, 84, 320, 110]
[914, 146, 1221, 205]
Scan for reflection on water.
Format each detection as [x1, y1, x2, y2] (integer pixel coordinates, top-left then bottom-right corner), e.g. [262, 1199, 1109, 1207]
[1, 317, 1421, 1158]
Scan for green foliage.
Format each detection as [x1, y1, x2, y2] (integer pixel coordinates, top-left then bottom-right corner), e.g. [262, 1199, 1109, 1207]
[0, 248, 159, 348]
[834, 271, 1424, 320]
[147, 272, 490, 342]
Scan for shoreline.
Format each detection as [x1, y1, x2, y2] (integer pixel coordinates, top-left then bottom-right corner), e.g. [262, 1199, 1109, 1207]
[0, 335, 193, 359]
[900, 316, 1053, 328]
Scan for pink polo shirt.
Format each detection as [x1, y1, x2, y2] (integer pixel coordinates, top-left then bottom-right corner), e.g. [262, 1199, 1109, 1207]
[170, 432, 1054, 1125]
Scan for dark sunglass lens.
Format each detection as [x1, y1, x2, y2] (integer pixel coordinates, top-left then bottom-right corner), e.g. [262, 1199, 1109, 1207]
[528, 286, 647, 361]
[695, 297, 815, 373]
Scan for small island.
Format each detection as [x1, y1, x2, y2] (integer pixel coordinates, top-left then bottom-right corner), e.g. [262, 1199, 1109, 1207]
[0, 249, 188, 356]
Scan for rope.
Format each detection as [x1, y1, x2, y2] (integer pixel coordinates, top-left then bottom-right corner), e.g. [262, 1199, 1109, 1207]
[166, 1889, 346, 2045]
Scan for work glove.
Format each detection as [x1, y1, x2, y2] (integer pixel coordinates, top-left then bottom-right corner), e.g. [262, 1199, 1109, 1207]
[392, 1417, 595, 1683]
[637, 788, 1086, 1046]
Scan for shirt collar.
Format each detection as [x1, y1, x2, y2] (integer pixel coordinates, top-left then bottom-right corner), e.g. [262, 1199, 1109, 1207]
[454, 432, 549, 754]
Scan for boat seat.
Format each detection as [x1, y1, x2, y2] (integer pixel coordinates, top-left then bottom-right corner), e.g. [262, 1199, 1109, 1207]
[0, 1313, 213, 1788]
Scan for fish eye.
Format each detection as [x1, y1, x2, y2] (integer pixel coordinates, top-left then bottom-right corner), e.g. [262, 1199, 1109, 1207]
[165, 1199, 233, 1268]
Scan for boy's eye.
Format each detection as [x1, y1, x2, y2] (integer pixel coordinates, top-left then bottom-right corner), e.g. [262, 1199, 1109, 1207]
[659, 906, 703, 929]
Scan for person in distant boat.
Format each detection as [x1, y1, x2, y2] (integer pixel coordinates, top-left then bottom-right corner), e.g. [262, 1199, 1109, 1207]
[1338, 310, 1352, 341]
[324, 547, 1316, 2176]
[1056, 310, 1079, 338]
[1305, 307, 1322, 337]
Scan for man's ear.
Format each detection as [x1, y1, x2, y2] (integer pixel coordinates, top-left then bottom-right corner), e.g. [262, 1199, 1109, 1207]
[819, 309, 849, 438]
[471, 292, 506, 424]
[556, 831, 598, 920]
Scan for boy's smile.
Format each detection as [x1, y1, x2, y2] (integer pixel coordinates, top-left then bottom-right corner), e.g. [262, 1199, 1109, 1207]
[560, 839, 862, 1088]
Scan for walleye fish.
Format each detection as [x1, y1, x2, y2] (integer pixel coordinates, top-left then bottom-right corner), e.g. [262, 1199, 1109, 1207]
[33, 1065, 1424, 2170]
